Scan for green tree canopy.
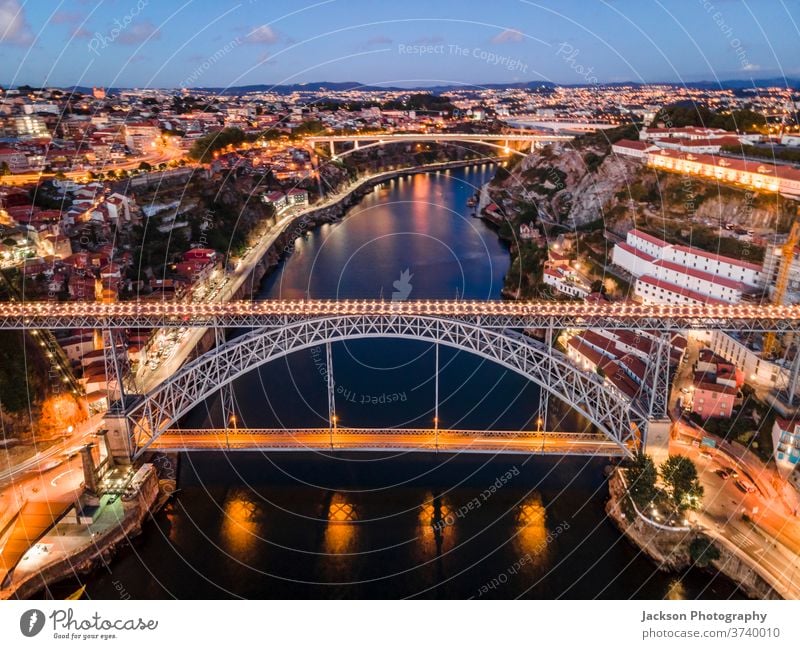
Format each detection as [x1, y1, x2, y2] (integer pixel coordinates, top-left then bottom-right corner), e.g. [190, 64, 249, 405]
[625, 452, 660, 510]
[660, 455, 704, 511]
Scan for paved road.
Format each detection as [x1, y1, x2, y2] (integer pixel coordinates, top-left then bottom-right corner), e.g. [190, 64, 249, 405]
[677, 439, 800, 599]
[150, 428, 627, 456]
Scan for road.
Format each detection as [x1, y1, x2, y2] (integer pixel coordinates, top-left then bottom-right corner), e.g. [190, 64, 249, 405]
[0, 144, 187, 187]
[150, 428, 627, 456]
[675, 437, 800, 599]
[5, 297, 800, 331]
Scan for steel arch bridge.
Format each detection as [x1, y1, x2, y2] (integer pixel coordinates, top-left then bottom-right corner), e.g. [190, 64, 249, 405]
[307, 133, 574, 158]
[108, 314, 653, 460]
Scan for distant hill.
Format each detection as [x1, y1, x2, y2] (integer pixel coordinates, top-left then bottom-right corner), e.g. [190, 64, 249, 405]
[7, 77, 797, 95]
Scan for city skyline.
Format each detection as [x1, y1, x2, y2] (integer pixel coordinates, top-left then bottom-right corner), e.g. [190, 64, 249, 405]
[0, 0, 798, 88]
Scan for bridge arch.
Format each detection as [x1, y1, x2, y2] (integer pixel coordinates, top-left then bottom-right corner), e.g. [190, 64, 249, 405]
[325, 139, 531, 159]
[120, 315, 647, 459]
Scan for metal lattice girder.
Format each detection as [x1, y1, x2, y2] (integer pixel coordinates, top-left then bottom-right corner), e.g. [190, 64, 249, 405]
[640, 332, 672, 420]
[4, 300, 800, 332]
[120, 315, 649, 460]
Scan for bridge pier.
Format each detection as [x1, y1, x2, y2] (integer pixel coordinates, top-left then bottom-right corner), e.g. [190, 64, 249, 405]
[643, 419, 672, 466]
[102, 329, 128, 402]
[103, 410, 135, 464]
[329, 141, 335, 157]
[215, 326, 236, 445]
[538, 326, 553, 431]
[640, 332, 673, 462]
[327, 342, 337, 439]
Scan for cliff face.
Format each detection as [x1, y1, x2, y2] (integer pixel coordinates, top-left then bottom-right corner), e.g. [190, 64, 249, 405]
[496, 146, 643, 227]
[495, 144, 792, 233]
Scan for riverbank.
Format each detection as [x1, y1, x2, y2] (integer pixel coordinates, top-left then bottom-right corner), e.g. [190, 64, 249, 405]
[1, 464, 160, 600]
[606, 469, 783, 599]
[237, 157, 501, 299]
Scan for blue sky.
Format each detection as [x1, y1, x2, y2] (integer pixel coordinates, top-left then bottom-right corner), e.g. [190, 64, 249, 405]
[0, 0, 798, 88]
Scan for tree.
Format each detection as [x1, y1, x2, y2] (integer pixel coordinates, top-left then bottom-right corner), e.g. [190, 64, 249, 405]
[138, 161, 152, 172]
[660, 455, 704, 511]
[689, 537, 720, 568]
[0, 161, 9, 176]
[590, 279, 607, 294]
[625, 452, 660, 510]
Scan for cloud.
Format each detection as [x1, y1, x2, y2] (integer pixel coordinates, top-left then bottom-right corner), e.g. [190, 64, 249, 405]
[356, 34, 393, 51]
[246, 24, 279, 44]
[72, 27, 92, 39]
[0, 0, 34, 46]
[491, 28, 523, 44]
[365, 35, 393, 45]
[742, 63, 761, 72]
[117, 21, 161, 45]
[411, 35, 444, 45]
[51, 11, 82, 25]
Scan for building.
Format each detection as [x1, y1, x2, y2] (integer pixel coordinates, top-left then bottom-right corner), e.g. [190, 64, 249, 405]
[542, 262, 591, 299]
[762, 242, 800, 304]
[13, 115, 50, 139]
[124, 121, 161, 153]
[647, 149, 800, 198]
[708, 329, 783, 388]
[691, 379, 737, 419]
[262, 191, 288, 213]
[611, 139, 659, 159]
[612, 229, 761, 306]
[286, 188, 309, 207]
[772, 418, 800, 477]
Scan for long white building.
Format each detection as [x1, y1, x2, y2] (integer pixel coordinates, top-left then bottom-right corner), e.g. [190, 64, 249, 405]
[612, 229, 761, 306]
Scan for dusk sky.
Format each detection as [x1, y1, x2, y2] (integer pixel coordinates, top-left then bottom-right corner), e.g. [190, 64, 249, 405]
[1, 0, 798, 88]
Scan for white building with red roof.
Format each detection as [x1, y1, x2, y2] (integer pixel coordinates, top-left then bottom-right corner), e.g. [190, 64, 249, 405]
[612, 228, 762, 307]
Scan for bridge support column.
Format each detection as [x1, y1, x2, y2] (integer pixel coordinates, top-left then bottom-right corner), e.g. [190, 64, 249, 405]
[642, 333, 672, 462]
[538, 327, 553, 432]
[102, 329, 127, 403]
[80, 443, 99, 495]
[329, 141, 335, 157]
[326, 342, 337, 447]
[215, 326, 235, 448]
[434, 343, 439, 451]
[102, 411, 135, 464]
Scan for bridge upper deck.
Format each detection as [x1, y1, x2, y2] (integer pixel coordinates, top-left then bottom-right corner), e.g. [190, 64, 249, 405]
[0, 299, 795, 332]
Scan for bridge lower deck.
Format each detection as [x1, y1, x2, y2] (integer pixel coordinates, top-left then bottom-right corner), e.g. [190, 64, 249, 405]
[150, 428, 628, 456]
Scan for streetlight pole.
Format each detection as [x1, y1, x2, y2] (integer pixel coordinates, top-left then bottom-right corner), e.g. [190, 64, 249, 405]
[537, 416, 544, 453]
[228, 413, 236, 450]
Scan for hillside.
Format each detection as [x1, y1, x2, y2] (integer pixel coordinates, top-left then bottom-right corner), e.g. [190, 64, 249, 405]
[486, 135, 797, 299]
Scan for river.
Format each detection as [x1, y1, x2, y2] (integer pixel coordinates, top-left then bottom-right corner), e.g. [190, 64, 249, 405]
[79, 164, 742, 599]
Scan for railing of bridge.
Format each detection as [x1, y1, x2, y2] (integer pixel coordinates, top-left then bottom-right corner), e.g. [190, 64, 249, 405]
[2, 299, 799, 331]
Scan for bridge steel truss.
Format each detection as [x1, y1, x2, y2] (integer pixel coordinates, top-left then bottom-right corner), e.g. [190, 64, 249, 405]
[114, 314, 651, 460]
